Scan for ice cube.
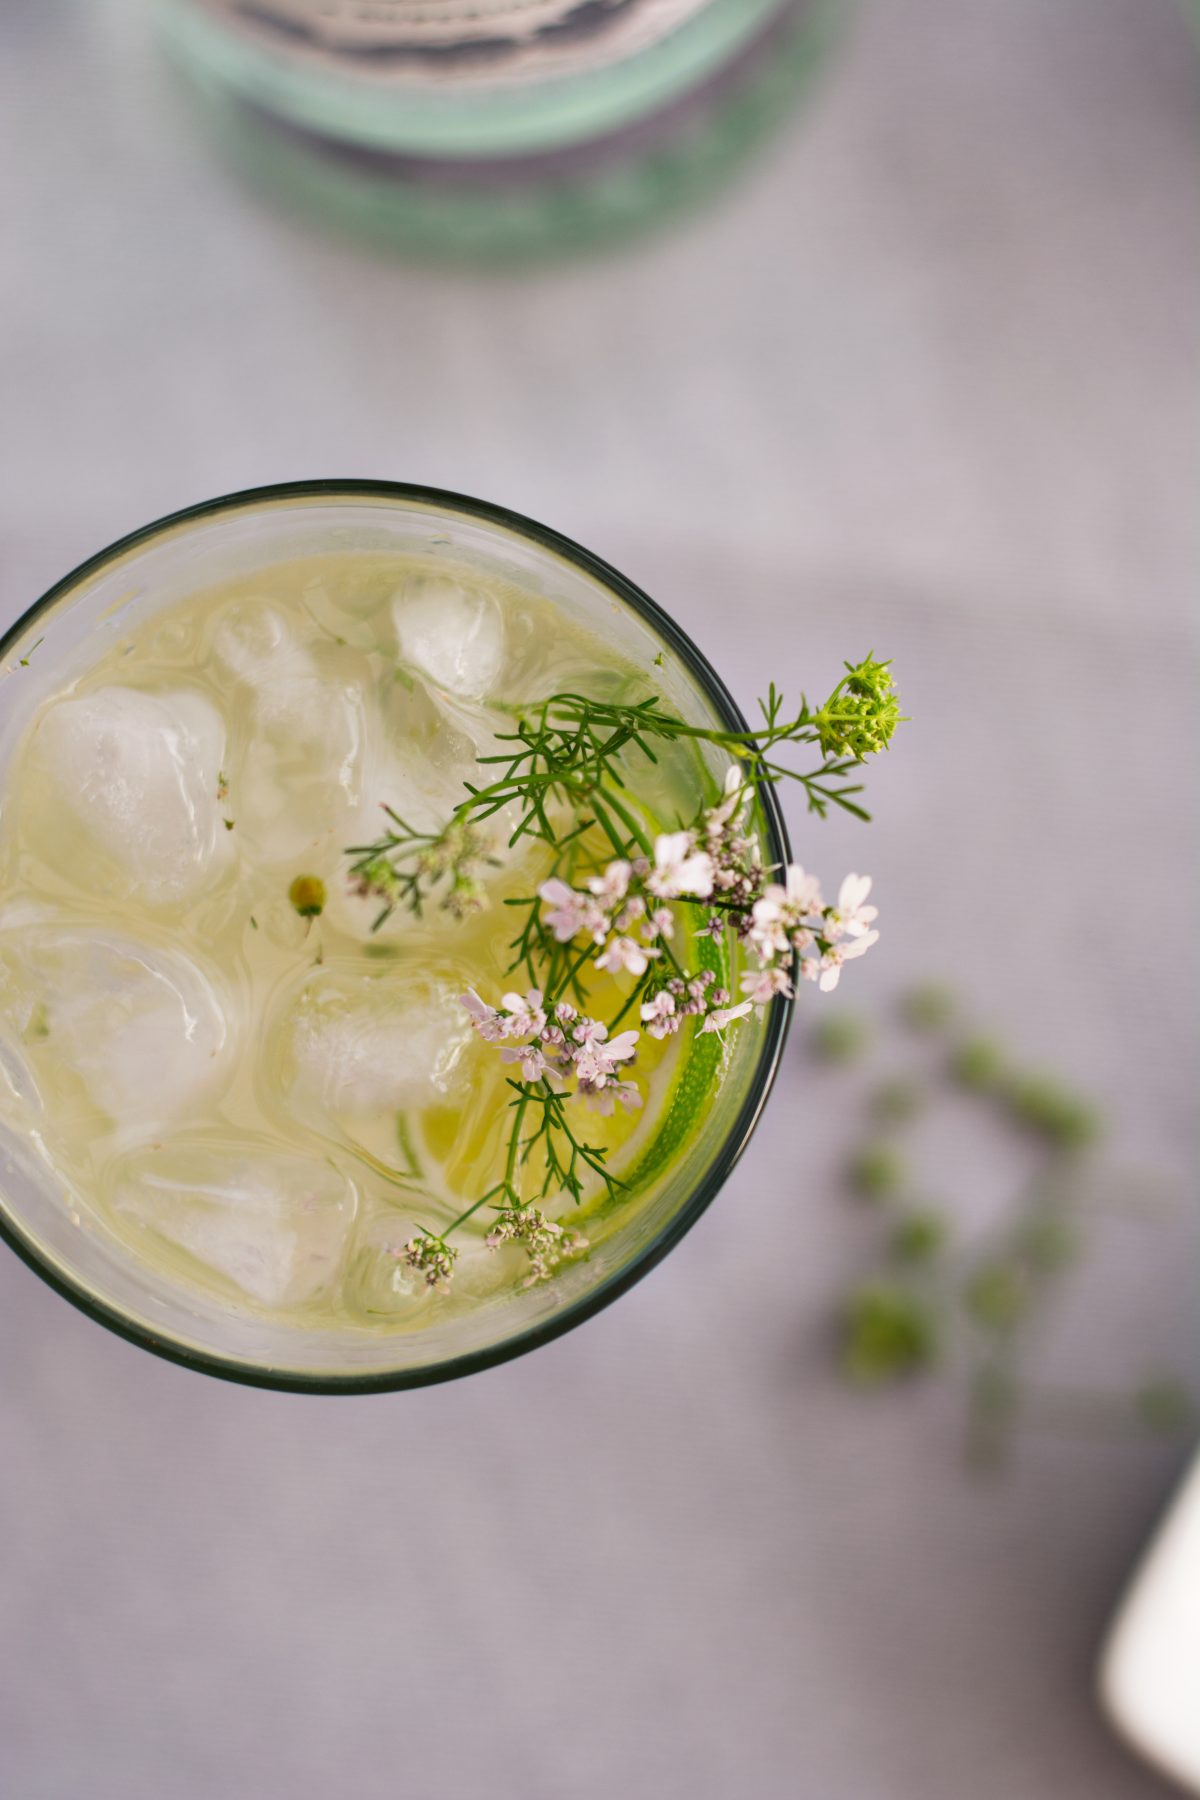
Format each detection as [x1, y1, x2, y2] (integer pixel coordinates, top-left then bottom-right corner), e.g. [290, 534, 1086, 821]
[21, 686, 230, 906]
[366, 676, 486, 832]
[324, 677, 524, 943]
[111, 1142, 356, 1308]
[213, 599, 366, 865]
[212, 600, 319, 717]
[276, 967, 471, 1124]
[0, 925, 231, 1135]
[392, 574, 505, 699]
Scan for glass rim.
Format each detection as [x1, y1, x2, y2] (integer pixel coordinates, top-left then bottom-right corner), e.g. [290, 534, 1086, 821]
[0, 480, 794, 1394]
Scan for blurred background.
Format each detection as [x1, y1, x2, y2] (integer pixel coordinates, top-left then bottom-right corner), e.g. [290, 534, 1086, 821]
[0, 1, 1197, 1795]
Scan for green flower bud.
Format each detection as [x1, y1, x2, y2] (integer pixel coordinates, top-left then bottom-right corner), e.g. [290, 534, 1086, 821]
[814, 655, 903, 761]
[288, 874, 326, 919]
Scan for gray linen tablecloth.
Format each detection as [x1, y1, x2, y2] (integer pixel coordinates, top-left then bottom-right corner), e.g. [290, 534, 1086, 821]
[0, 2, 1196, 1795]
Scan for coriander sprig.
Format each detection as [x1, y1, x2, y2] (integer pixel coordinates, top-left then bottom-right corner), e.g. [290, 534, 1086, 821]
[349, 654, 901, 928]
[345, 653, 903, 1290]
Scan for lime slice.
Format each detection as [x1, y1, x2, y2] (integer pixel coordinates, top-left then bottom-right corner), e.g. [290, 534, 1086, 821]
[623, 930, 730, 1192]
[569, 929, 731, 1233]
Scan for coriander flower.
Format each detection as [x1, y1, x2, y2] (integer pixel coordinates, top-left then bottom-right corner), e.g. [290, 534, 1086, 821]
[574, 1028, 639, 1087]
[485, 1204, 587, 1285]
[644, 906, 675, 941]
[646, 831, 715, 900]
[818, 930, 880, 992]
[500, 988, 546, 1037]
[701, 1000, 755, 1037]
[460, 988, 507, 1042]
[615, 896, 646, 931]
[740, 966, 794, 1005]
[595, 935, 659, 977]
[500, 1043, 552, 1082]
[823, 873, 878, 942]
[577, 1078, 643, 1116]
[571, 1015, 609, 1050]
[538, 878, 606, 944]
[398, 1233, 459, 1291]
[640, 990, 679, 1038]
[749, 864, 824, 961]
[587, 860, 631, 906]
[705, 764, 752, 836]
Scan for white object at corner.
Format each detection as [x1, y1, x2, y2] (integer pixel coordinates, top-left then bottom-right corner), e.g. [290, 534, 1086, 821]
[1100, 1452, 1200, 1794]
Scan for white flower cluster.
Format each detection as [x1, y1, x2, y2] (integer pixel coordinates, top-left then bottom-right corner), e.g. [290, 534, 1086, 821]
[396, 1232, 459, 1291]
[745, 867, 879, 994]
[533, 764, 880, 1019]
[485, 1204, 588, 1286]
[639, 969, 754, 1042]
[461, 987, 643, 1114]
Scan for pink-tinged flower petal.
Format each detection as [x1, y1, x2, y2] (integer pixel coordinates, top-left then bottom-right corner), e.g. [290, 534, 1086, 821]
[595, 935, 659, 977]
[460, 988, 508, 1041]
[640, 991, 676, 1023]
[500, 988, 547, 1038]
[500, 1044, 550, 1082]
[538, 878, 602, 944]
[828, 873, 878, 939]
[577, 1076, 643, 1117]
[739, 967, 793, 1005]
[701, 1001, 755, 1035]
[587, 859, 631, 905]
[572, 1015, 608, 1049]
[605, 1030, 640, 1065]
[646, 831, 715, 900]
[538, 878, 575, 906]
[838, 873, 872, 913]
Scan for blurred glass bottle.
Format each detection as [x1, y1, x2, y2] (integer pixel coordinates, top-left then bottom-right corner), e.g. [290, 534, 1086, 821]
[155, 0, 845, 260]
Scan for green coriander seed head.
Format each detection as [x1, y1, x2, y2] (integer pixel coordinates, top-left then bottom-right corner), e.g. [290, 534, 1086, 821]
[815, 654, 902, 761]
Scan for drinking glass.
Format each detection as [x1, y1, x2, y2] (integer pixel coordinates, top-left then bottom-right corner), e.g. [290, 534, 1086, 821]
[0, 482, 791, 1389]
